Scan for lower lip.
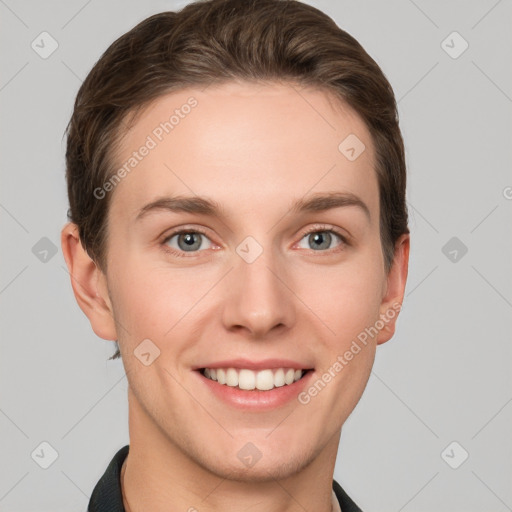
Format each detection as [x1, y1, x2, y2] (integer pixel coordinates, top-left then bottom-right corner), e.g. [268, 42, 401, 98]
[194, 369, 314, 411]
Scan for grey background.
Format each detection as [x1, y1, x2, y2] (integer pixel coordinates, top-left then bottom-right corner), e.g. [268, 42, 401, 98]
[0, 0, 510, 511]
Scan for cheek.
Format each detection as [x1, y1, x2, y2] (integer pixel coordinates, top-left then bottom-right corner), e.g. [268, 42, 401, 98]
[108, 261, 216, 344]
[107, 264, 164, 341]
[299, 261, 384, 340]
[302, 267, 382, 416]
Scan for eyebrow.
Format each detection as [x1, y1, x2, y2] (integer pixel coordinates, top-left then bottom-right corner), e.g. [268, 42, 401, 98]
[135, 191, 370, 222]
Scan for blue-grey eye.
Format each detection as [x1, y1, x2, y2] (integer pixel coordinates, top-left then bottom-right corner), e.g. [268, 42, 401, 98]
[166, 231, 212, 252]
[297, 230, 342, 251]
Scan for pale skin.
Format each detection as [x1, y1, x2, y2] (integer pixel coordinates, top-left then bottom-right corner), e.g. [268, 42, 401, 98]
[61, 81, 409, 512]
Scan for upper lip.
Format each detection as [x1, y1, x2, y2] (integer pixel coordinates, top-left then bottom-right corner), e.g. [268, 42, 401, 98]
[193, 358, 314, 371]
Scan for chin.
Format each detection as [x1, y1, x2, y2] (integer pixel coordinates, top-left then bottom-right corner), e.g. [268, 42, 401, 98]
[189, 436, 319, 483]
[204, 453, 313, 483]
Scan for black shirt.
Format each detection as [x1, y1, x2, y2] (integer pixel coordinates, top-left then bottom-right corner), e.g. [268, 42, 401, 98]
[88, 445, 363, 512]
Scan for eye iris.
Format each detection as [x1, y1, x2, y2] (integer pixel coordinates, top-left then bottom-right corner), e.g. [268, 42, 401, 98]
[310, 231, 331, 250]
[178, 233, 201, 251]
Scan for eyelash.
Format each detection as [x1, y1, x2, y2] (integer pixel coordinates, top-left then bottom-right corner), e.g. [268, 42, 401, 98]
[160, 224, 349, 258]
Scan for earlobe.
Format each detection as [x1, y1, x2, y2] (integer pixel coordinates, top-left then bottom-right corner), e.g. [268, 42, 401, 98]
[60, 222, 118, 341]
[376, 233, 410, 345]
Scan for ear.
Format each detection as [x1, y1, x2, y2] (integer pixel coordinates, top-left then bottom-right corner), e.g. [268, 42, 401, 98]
[60, 222, 118, 341]
[376, 233, 410, 345]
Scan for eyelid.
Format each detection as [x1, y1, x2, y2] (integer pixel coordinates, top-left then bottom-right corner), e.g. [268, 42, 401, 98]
[291, 224, 350, 255]
[161, 225, 211, 243]
[160, 225, 218, 257]
[296, 223, 350, 245]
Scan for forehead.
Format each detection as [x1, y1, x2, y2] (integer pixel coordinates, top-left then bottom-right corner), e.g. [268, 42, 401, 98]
[109, 81, 378, 220]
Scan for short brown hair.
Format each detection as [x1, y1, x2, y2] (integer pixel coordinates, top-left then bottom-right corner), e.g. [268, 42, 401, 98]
[65, 0, 409, 359]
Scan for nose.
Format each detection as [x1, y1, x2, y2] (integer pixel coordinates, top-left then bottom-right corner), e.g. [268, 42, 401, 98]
[221, 246, 296, 339]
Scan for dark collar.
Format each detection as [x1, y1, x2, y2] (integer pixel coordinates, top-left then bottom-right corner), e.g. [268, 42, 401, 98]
[88, 445, 362, 512]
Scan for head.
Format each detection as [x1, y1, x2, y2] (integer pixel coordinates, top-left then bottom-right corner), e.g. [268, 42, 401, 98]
[62, 0, 409, 482]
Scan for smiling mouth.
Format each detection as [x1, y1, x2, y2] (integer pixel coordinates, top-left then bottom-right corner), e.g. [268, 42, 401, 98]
[198, 367, 313, 391]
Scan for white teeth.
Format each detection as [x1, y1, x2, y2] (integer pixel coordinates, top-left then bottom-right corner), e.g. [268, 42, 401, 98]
[202, 367, 306, 391]
[226, 368, 238, 387]
[284, 368, 295, 385]
[238, 369, 256, 390]
[256, 369, 274, 390]
[274, 368, 285, 387]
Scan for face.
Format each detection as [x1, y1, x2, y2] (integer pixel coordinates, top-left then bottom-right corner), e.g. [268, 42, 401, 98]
[70, 81, 408, 482]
